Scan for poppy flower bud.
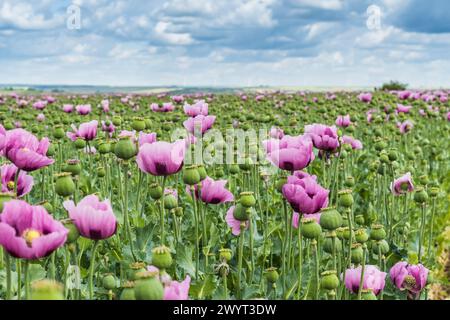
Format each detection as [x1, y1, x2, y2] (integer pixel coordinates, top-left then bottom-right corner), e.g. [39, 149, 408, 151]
[149, 183, 163, 200]
[183, 165, 201, 186]
[320, 207, 343, 230]
[374, 139, 387, 151]
[275, 177, 287, 193]
[55, 173, 76, 197]
[339, 150, 348, 159]
[360, 289, 377, 300]
[264, 267, 279, 283]
[134, 271, 164, 300]
[342, 143, 353, 152]
[372, 239, 389, 255]
[98, 142, 111, 154]
[128, 262, 147, 280]
[233, 203, 250, 221]
[240, 191, 256, 208]
[413, 186, 428, 204]
[163, 192, 178, 210]
[197, 164, 207, 181]
[102, 274, 117, 290]
[97, 167, 106, 177]
[114, 137, 137, 160]
[370, 224, 386, 241]
[418, 175, 429, 185]
[172, 207, 184, 217]
[53, 126, 65, 139]
[31, 280, 64, 300]
[428, 186, 439, 198]
[219, 248, 232, 262]
[0, 192, 15, 212]
[355, 228, 369, 243]
[344, 176, 355, 188]
[338, 189, 353, 208]
[388, 149, 398, 161]
[151, 245, 173, 270]
[63, 159, 81, 176]
[63, 220, 80, 243]
[301, 218, 322, 239]
[112, 116, 122, 126]
[351, 243, 364, 264]
[229, 164, 240, 174]
[323, 232, 342, 254]
[131, 117, 146, 131]
[321, 270, 339, 290]
[74, 138, 86, 149]
[120, 281, 136, 300]
[379, 152, 390, 164]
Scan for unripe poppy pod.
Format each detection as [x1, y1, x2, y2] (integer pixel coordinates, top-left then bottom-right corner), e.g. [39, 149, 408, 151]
[55, 172, 76, 197]
[120, 281, 136, 300]
[301, 218, 322, 239]
[219, 248, 232, 262]
[114, 137, 137, 160]
[321, 270, 339, 290]
[351, 243, 364, 264]
[370, 224, 386, 241]
[134, 271, 164, 300]
[338, 189, 353, 208]
[233, 203, 250, 221]
[264, 267, 279, 283]
[239, 191, 256, 208]
[320, 207, 343, 230]
[151, 245, 173, 270]
[31, 280, 64, 300]
[183, 165, 201, 186]
[102, 274, 116, 290]
[131, 117, 146, 131]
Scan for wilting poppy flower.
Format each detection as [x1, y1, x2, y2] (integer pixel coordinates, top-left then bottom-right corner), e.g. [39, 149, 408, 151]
[225, 206, 248, 236]
[263, 135, 314, 171]
[1, 164, 33, 197]
[282, 171, 329, 215]
[101, 121, 115, 137]
[164, 276, 191, 300]
[344, 265, 386, 295]
[391, 172, 414, 196]
[399, 120, 413, 134]
[63, 194, 117, 240]
[183, 115, 216, 135]
[305, 124, 340, 151]
[136, 140, 185, 176]
[0, 200, 68, 259]
[67, 120, 98, 142]
[390, 261, 428, 296]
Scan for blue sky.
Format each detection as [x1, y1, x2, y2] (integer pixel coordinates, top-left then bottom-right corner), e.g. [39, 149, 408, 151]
[0, 0, 449, 87]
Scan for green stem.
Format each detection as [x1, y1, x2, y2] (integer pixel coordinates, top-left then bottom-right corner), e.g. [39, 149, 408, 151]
[17, 260, 22, 300]
[24, 260, 30, 300]
[297, 223, 303, 299]
[190, 186, 200, 280]
[5, 253, 11, 300]
[160, 176, 167, 244]
[418, 204, 426, 264]
[357, 246, 367, 300]
[427, 198, 437, 262]
[88, 241, 100, 300]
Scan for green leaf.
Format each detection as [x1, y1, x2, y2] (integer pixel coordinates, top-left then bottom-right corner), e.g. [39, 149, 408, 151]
[177, 246, 196, 276]
[189, 275, 218, 299]
[28, 263, 47, 282]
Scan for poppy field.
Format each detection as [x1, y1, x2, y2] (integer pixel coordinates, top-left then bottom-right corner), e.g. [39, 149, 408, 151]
[0, 90, 448, 300]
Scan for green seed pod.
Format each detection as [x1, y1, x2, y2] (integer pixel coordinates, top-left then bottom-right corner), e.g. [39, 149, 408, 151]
[197, 165, 207, 181]
[46, 144, 56, 156]
[229, 164, 240, 174]
[131, 117, 146, 131]
[413, 186, 428, 204]
[163, 192, 178, 210]
[38, 200, 53, 214]
[102, 274, 116, 290]
[31, 280, 64, 300]
[55, 173, 76, 197]
[74, 138, 86, 149]
[120, 282, 136, 300]
[97, 166, 106, 177]
[360, 289, 377, 300]
[355, 228, 369, 243]
[219, 248, 232, 262]
[112, 116, 122, 126]
[233, 203, 250, 221]
[321, 270, 339, 290]
[301, 218, 322, 239]
[53, 126, 65, 139]
[338, 189, 353, 208]
[344, 176, 355, 188]
[134, 271, 164, 300]
[151, 246, 173, 270]
[98, 142, 111, 154]
[388, 149, 398, 161]
[239, 158, 253, 171]
[418, 175, 429, 186]
[114, 137, 137, 160]
[351, 244, 364, 264]
[379, 152, 389, 164]
[319, 207, 343, 230]
[149, 183, 163, 200]
[63, 159, 81, 176]
[264, 267, 279, 283]
[370, 224, 386, 241]
[275, 177, 287, 193]
[172, 207, 184, 217]
[323, 233, 342, 254]
[372, 239, 389, 255]
[183, 165, 201, 186]
[354, 214, 365, 225]
[128, 262, 147, 281]
[63, 220, 80, 244]
[428, 187, 439, 198]
[240, 191, 256, 208]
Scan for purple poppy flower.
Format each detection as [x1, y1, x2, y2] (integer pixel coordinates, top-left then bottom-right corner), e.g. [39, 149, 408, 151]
[67, 120, 98, 141]
[263, 135, 314, 171]
[344, 265, 386, 295]
[391, 172, 414, 196]
[1, 164, 33, 197]
[183, 115, 216, 135]
[335, 115, 351, 128]
[136, 140, 186, 176]
[390, 261, 428, 296]
[164, 276, 191, 300]
[225, 206, 249, 236]
[304, 124, 340, 151]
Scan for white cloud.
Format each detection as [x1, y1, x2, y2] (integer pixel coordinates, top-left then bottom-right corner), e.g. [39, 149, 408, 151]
[0, 1, 63, 30]
[154, 21, 193, 45]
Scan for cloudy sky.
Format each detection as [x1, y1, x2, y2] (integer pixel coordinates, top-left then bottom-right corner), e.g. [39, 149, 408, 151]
[0, 0, 449, 88]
